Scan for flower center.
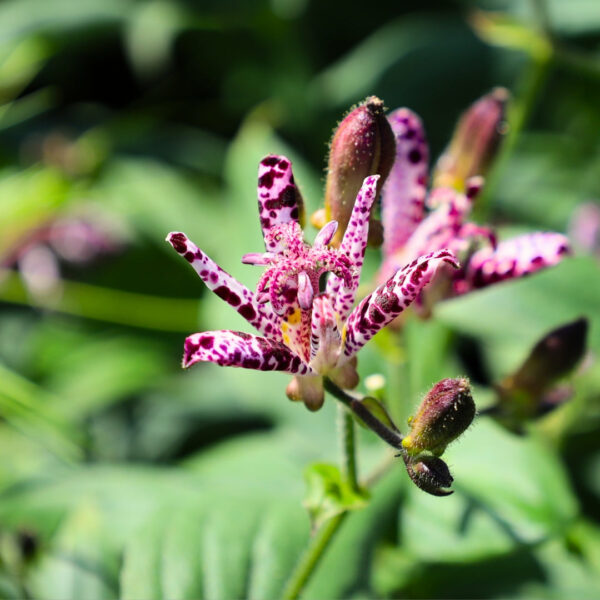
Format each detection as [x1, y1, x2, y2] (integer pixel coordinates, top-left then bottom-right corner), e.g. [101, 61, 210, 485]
[244, 221, 354, 316]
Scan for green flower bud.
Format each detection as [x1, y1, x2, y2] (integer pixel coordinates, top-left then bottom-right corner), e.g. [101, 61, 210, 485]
[433, 88, 509, 191]
[403, 377, 475, 456]
[321, 96, 396, 247]
[405, 455, 454, 497]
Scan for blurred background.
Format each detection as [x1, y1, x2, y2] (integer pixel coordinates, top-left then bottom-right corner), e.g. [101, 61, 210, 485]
[0, 0, 599, 598]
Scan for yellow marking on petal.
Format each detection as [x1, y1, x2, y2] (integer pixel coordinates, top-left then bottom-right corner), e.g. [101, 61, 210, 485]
[286, 308, 301, 325]
[283, 333, 291, 345]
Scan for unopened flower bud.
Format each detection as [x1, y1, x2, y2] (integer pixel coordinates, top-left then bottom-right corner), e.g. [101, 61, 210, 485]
[320, 96, 395, 247]
[494, 318, 588, 427]
[504, 318, 588, 396]
[405, 455, 454, 497]
[433, 88, 509, 191]
[403, 377, 475, 456]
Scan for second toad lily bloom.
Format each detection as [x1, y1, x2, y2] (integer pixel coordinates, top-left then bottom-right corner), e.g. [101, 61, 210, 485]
[168, 155, 458, 410]
[378, 98, 570, 311]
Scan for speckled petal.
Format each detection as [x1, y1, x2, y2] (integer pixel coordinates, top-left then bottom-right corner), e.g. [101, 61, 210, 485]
[458, 232, 570, 293]
[257, 155, 303, 253]
[342, 250, 459, 359]
[309, 294, 342, 372]
[281, 304, 312, 365]
[381, 109, 429, 257]
[395, 189, 473, 263]
[183, 330, 313, 374]
[167, 232, 281, 341]
[326, 175, 379, 320]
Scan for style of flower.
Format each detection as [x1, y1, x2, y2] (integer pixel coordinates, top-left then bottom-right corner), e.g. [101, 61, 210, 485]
[167, 155, 457, 410]
[378, 106, 570, 311]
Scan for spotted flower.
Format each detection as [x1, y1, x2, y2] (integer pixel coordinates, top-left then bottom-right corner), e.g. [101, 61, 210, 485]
[168, 155, 458, 410]
[378, 106, 570, 312]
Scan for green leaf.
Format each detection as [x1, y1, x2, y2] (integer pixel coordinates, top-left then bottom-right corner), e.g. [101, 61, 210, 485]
[401, 418, 577, 563]
[303, 463, 369, 529]
[0, 362, 83, 463]
[353, 397, 398, 434]
[310, 15, 457, 107]
[27, 503, 119, 600]
[120, 496, 311, 600]
[0, 166, 71, 256]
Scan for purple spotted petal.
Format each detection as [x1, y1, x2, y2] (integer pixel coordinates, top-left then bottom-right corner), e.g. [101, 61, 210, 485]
[167, 232, 281, 341]
[257, 155, 302, 253]
[309, 294, 342, 373]
[183, 330, 313, 374]
[458, 232, 570, 293]
[342, 250, 459, 359]
[381, 109, 429, 257]
[397, 190, 474, 262]
[326, 175, 379, 320]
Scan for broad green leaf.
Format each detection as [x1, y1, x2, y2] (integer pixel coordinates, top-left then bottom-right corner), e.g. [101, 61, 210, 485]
[120, 496, 310, 600]
[27, 503, 119, 600]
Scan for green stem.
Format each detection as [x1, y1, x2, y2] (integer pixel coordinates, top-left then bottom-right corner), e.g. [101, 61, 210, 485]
[281, 512, 347, 600]
[324, 378, 404, 449]
[339, 406, 359, 492]
[282, 379, 408, 599]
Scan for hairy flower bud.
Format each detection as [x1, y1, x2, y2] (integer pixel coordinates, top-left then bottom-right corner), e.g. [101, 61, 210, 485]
[433, 88, 509, 191]
[403, 377, 476, 456]
[318, 96, 396, 247]
[405, 455, 454, 497]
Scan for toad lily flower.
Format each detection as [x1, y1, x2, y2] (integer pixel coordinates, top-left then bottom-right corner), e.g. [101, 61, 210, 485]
[378, 103, 570, 313]
[168, 155, 458, 410]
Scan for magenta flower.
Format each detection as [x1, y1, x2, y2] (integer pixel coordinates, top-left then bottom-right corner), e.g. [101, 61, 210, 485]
[378, 108, 570, 310]
[168, 155, 457, 410]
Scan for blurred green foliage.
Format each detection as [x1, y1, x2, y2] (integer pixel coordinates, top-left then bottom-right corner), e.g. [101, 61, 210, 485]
[0, 0, 598, 598]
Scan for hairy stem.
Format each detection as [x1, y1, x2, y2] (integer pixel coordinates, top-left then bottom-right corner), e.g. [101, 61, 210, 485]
[324, 378, 404, 449]
[281, 512, 347, 600]
[282, 379, 407, 599]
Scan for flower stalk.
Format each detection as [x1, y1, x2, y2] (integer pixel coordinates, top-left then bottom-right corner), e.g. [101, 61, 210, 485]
[339, 406, 359, 492]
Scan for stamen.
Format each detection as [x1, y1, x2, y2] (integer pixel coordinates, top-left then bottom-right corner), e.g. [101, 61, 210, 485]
[314, 220, 338, 247]
[242, 252, 275, 265]
[465, 176, 484, 200]
[297, 271, 314, 310]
